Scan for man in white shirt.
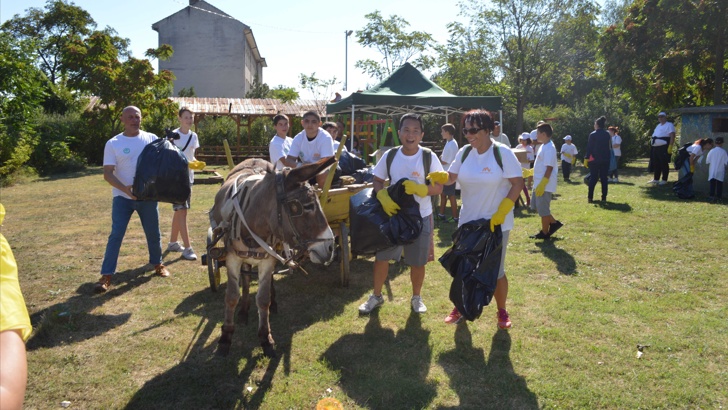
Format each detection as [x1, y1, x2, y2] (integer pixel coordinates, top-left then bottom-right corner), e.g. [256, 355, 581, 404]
[648, 112, 675, 185]
[491, 121, 510, 147]
[95, 106, 170, 293]
[283, 111, 334, 186]
[437, 123, 459, 221]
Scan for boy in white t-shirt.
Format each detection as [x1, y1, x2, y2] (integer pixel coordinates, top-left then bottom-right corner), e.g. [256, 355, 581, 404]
[358, 113, 445, 315]
[268, 114, 294, 171]
[706, 136, 727, 202]
[167, 107, 201, 261]
[530, 123, 562, 239]
[437, 123, 459, 222]
[559, 135, 578, 182]
[283, 110, 334, 187]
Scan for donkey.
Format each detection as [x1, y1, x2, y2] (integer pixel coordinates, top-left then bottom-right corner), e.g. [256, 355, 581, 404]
[209, 157, 336, 357]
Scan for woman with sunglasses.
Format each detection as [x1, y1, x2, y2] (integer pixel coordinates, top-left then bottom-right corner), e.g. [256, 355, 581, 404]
[440, 110, 524, 328]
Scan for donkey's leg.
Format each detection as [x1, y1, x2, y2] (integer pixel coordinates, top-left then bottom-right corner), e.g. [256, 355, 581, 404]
[217, 255, 243, 357]
[236, 265, 252, 325]
[256, 259, 277, 358]
[269, 276, 278, 314]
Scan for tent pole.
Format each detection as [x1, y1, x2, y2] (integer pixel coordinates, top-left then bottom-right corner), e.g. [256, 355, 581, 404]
[350, 104, 355, 151]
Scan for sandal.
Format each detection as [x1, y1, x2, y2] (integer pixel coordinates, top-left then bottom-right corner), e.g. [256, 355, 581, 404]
[155, 264, 171, 277]
[94, 275, 112, 293]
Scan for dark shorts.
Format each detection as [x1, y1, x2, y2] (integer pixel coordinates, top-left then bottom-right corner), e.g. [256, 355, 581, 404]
[442, 183, 457, 196]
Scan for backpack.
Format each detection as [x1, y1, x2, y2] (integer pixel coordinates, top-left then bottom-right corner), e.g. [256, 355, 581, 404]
[386, 146, 433, 184]
[673, 143, 692, 170]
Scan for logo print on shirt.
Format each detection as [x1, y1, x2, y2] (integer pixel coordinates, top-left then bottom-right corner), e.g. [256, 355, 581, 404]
[482, 167, 492, 173]
[123, 148, 131, 154]
[411, 171, 422, 178]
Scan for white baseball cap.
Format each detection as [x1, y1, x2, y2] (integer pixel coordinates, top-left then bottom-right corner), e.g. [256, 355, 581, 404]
[564, 135, 572, 140]
[658, 112, 667, 117]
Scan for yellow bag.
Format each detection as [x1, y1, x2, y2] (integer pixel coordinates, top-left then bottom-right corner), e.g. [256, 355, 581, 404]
[188, 160, 206, 170]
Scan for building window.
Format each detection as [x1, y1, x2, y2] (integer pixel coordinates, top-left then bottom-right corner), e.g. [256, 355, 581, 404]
[713, 117, 728, 133]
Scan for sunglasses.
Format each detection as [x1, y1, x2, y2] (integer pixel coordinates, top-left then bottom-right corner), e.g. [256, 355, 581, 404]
[462, 127, 485, 135]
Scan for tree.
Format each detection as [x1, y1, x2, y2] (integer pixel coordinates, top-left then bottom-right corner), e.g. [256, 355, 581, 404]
[0, 33, 46, 182]
[355, 11, 435, 81]
[299, 73, 339, 116]
[62, 30, 177, 162]
[269, 85, 299, 103]
[177, 86, 196, 97]
[467, 0, 566, 133]
[245, 75, 271, 98]
[600, 0, 727, 110]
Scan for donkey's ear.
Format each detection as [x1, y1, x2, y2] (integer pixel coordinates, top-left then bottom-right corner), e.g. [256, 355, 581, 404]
[285, 156, 336, 186]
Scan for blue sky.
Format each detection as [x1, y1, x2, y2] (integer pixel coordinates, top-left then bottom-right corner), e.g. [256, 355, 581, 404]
[1, 0, 604, 99]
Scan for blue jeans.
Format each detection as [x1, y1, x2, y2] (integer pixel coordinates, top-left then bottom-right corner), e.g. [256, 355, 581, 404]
[101, 196, 162, 275]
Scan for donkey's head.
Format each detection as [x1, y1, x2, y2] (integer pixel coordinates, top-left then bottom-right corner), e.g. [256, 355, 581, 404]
[274, 157, 336, 264]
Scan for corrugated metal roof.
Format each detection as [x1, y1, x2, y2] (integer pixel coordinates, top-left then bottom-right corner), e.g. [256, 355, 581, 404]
[169, 97, 324, 116]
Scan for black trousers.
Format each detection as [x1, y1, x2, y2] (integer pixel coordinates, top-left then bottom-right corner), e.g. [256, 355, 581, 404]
[562, 160, 572, 180]
[588, 162, 609, 201]
[651, 145, 670, 181]
[710, 178, 723, 198]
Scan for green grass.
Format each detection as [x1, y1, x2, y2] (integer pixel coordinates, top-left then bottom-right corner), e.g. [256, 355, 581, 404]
[1, 161, 726, 409]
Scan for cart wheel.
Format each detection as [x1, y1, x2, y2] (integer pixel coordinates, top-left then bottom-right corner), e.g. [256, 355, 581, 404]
[207, 227, 221, 292]
[339, 222, 350, 287]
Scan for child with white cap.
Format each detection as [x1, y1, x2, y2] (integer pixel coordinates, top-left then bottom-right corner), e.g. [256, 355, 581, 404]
[560, 135, 578, 182]
[706, 136, 727, 202]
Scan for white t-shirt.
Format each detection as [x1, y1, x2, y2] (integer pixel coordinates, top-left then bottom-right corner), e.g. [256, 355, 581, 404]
[103, 131, 158, 199]
[652, 122, 675, 146]
[441, 139, 459, 166]
[372, 146, 444, 218]
[332, 140, 349, 152]
[269, 135, 293, 170]
[448, 142, 522, 230]
[516, 143, 535, 163]
[560, 143, 578, 164]
[611, 134, 622, 156]
[687, 144, 703, 158]
[533, 140, 558, 193]
[706, 146, 728, 182]
[173, 128, 200, 184]
[491, 133, 510, 147]
[288, 128, 335, 164]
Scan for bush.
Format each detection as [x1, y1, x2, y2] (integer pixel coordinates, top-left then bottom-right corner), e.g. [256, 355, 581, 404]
[30, 112, 87, 174]
[196, 116, 237, 147]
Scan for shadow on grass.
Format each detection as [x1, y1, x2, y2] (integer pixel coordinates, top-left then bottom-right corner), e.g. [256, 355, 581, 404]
[595, 200, 633, 212]
[125, 258, 378, 409]
[438, 325, 538, 409]
[535, 239, 577, 275]
[320, 310, 437, 409]
[36, 167, 103, 181]
[26, 265, 157, 350]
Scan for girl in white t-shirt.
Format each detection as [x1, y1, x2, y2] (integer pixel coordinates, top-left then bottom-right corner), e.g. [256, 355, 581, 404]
[608, 126, 622, 182]
[516, 133, 535, 190]
[684, 138, 714, 175]
[168, 107, 200, 261]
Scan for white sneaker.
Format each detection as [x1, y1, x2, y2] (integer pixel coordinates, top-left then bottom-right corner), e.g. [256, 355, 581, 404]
[358, 294, 384, 314]
[614, 178, 619, 183]
[647, 179, 658, 185]
[167, 242, 183, 252]
[182, 247, 197, 260]
[607, 178, 614, 183]
[411, 295, 427, 313]
[658, 180, 668, 186]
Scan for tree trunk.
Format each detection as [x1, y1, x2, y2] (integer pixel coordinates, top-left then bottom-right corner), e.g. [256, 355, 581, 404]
[713, 29, 726, 105]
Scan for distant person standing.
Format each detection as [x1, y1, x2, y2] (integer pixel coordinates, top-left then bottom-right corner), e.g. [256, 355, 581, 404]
[608, 126, 622, 182]
[648, 112, 675, 185]
[438, 123, 459, 222]
[268, 114, 294, 171]
[584, 116, 612, 203]
[95, 106, 170, 293]
[559, 135, 578, 182]
[491, 121, 510, 147]
[706, 136, 727, 202]
[167, 107, 200, 261]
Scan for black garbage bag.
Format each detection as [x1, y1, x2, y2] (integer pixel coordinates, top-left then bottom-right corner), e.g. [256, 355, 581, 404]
[351, 167, 374, 184]
[673, 171, 695, 199]
[133, 138, 190, 204]
[338, 150, 368, 175]
[350, 178, 423, 255]
[439, 219, 503, 321]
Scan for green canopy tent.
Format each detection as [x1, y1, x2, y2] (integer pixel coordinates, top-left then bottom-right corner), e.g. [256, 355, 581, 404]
[326, 62, 503, 150]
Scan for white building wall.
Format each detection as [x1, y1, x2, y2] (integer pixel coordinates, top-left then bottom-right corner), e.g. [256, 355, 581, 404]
[155, 7, 248, 98]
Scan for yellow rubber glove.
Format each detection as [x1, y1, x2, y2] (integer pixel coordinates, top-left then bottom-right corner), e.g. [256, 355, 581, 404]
[426, 171, 449, 185]
[522, 167, 534, 178]
[188, 160, 206, 170]
[490, 198, 514, 232]
[690, 164, 695, 173]
[376, 189, 400, 216]
[535, 177, 549, 196]
[583, 159, 589, 168]
[403, 180, 429, 197]
[562, 153, 573, 160]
